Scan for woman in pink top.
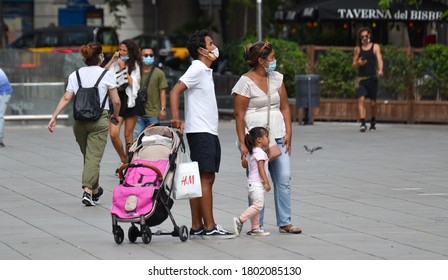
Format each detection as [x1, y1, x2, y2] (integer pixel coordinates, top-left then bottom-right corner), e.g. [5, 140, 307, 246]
[233, 127, 271, 236]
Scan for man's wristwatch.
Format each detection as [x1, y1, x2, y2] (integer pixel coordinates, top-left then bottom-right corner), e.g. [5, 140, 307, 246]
[161, 107, 166, 111]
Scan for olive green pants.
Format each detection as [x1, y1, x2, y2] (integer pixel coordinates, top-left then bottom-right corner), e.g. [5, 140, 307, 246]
[73, 110, 109, 190]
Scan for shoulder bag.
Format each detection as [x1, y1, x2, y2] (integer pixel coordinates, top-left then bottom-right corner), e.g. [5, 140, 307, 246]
[137, 67, 155, 103]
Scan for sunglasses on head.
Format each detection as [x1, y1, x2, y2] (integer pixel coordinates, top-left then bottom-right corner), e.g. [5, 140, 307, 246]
[257, 41, 270, 58]
[261, 41, 270, 51]
[143, 54, 154, 57]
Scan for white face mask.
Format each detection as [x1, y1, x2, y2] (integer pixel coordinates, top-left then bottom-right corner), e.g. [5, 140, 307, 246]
[201, 47, 219, 61]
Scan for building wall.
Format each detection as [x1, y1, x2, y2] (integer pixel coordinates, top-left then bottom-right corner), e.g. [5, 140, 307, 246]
[10, 0, 255, 47]
[33, 0, 144, 41]
[105, 0, 143, 40]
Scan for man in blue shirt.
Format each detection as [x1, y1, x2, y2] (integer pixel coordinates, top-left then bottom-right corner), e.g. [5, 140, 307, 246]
[0, 67, 13, 147]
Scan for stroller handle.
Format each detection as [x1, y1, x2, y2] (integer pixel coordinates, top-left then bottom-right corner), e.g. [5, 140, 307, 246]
[118, 163, 164, 182]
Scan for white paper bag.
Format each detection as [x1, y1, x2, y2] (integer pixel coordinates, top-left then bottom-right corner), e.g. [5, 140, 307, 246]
[173, 161, 202, 200]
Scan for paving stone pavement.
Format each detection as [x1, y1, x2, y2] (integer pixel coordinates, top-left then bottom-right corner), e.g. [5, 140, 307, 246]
[0, 121, 447, 261]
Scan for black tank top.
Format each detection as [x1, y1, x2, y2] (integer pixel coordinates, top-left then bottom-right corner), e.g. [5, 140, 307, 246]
[358, 44, 377, 77]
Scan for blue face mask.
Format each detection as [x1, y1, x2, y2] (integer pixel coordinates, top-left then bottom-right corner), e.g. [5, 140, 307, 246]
[264, 59, 277, 73]
[121, 55, 129, 62]
[143, 56, 154, 65]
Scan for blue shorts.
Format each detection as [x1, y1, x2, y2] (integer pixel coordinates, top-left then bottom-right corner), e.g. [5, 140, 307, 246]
[186, 132, 221, 173]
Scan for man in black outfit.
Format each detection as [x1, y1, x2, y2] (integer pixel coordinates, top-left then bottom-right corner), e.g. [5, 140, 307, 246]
[352, 27, 383, 132]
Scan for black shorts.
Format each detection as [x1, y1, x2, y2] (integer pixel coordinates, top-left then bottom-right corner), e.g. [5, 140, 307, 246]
[109, 88, 144, 117]
[357, 77, 378, 100]
[186, 132, 221, 173]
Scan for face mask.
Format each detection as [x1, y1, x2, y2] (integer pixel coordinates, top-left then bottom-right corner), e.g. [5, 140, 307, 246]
[120, 55, 129, 62]
[201, 47, 219, 61]
[211, 47, 219, 59]
[264, 59, 276, 73]
[143, 56, 154, 65]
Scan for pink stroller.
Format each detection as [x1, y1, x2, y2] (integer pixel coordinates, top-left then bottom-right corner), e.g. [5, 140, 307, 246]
[110, 126, 188, 244]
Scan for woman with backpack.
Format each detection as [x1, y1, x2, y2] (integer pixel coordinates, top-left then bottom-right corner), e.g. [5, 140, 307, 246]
[48, 42, 121, 206]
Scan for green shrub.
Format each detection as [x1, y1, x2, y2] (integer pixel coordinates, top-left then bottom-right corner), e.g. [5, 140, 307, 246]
[226, 35, 307, 97]
[380, 45, 412, 100]
[316, 49, 356, 98]
[414, 44, 448, 100]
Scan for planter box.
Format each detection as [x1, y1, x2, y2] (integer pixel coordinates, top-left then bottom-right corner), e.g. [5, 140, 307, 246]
[308, 98, 448, 124]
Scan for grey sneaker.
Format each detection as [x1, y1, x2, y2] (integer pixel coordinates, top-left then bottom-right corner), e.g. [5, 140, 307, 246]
[233, 217, 243, 236]
[203, 224, 236, 239]
[247, 227, 270, 236]
[82, 192, 95, 206]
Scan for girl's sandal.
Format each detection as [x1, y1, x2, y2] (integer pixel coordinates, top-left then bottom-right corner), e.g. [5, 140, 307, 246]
[279, 224, 302, 234]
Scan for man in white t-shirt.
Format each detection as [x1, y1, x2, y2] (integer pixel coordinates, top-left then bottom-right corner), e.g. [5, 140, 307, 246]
[170, 30, 235, 239]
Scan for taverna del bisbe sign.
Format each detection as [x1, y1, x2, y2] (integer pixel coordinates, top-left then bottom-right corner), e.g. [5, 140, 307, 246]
[276, 0, 448, 22]
[336, 8, 444, 21]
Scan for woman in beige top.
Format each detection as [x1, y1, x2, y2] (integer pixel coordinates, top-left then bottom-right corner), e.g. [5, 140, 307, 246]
[232, 41, 301, 234]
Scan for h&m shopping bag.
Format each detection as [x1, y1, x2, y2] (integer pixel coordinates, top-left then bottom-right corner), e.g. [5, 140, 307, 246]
[173, 138, 202, 200]
[173, 161, 202, 200]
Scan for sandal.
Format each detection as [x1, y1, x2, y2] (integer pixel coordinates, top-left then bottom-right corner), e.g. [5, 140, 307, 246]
[279, 224, 302, 234]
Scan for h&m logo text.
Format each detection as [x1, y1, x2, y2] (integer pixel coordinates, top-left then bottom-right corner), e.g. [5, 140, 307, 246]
[181, 175, 195, 186]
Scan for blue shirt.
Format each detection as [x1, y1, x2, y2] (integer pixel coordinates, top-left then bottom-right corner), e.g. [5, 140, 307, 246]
[0, 68, 12, 95]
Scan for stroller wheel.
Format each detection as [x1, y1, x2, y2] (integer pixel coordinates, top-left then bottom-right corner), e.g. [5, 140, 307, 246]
[128, 225, 140, 243]
[179, 225, 189, 242]
[142, 227, 152, 244]
[114, 226, 124, 244]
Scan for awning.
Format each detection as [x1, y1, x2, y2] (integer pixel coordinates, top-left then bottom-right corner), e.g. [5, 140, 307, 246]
[275, 0, 448, 22]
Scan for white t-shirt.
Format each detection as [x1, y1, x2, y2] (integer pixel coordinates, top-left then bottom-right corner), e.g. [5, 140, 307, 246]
[67, 66, 116, 110]
[247, 147, 269, 184]
[179, 60, 218, 135]
[231, 71, 286, 139]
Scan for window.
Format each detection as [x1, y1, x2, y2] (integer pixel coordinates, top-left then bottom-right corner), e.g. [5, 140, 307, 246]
[37, 33, 59, 47]
[62, 31, 91, 46]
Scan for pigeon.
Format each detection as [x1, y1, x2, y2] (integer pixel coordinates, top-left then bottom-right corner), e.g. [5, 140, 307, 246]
[304, 145, 322, 154]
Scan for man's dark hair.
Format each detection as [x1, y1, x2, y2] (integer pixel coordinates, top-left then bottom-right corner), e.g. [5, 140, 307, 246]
[141, 46, 157, 57]
[187, 30, 211, 60]
[356, 27, 373, 47]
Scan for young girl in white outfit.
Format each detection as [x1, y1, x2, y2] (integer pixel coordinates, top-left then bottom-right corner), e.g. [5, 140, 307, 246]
[233, 126, 271, 236]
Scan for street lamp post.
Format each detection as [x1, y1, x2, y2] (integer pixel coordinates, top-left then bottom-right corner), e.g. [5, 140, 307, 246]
[257, 0, 262, 42]
[152, 0, 159, 51]
[0, 1, 5, 48]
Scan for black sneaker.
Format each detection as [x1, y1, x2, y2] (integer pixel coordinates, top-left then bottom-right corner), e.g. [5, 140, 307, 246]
[369, 123, 376, 131]
[203, 224, 236, 239]
[0, 142, 4, 148]
[92, 187, 103, 203]
[359, 124, 367, 132]
[82, 192, 95, 206]
[189, 227, 204, 239]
